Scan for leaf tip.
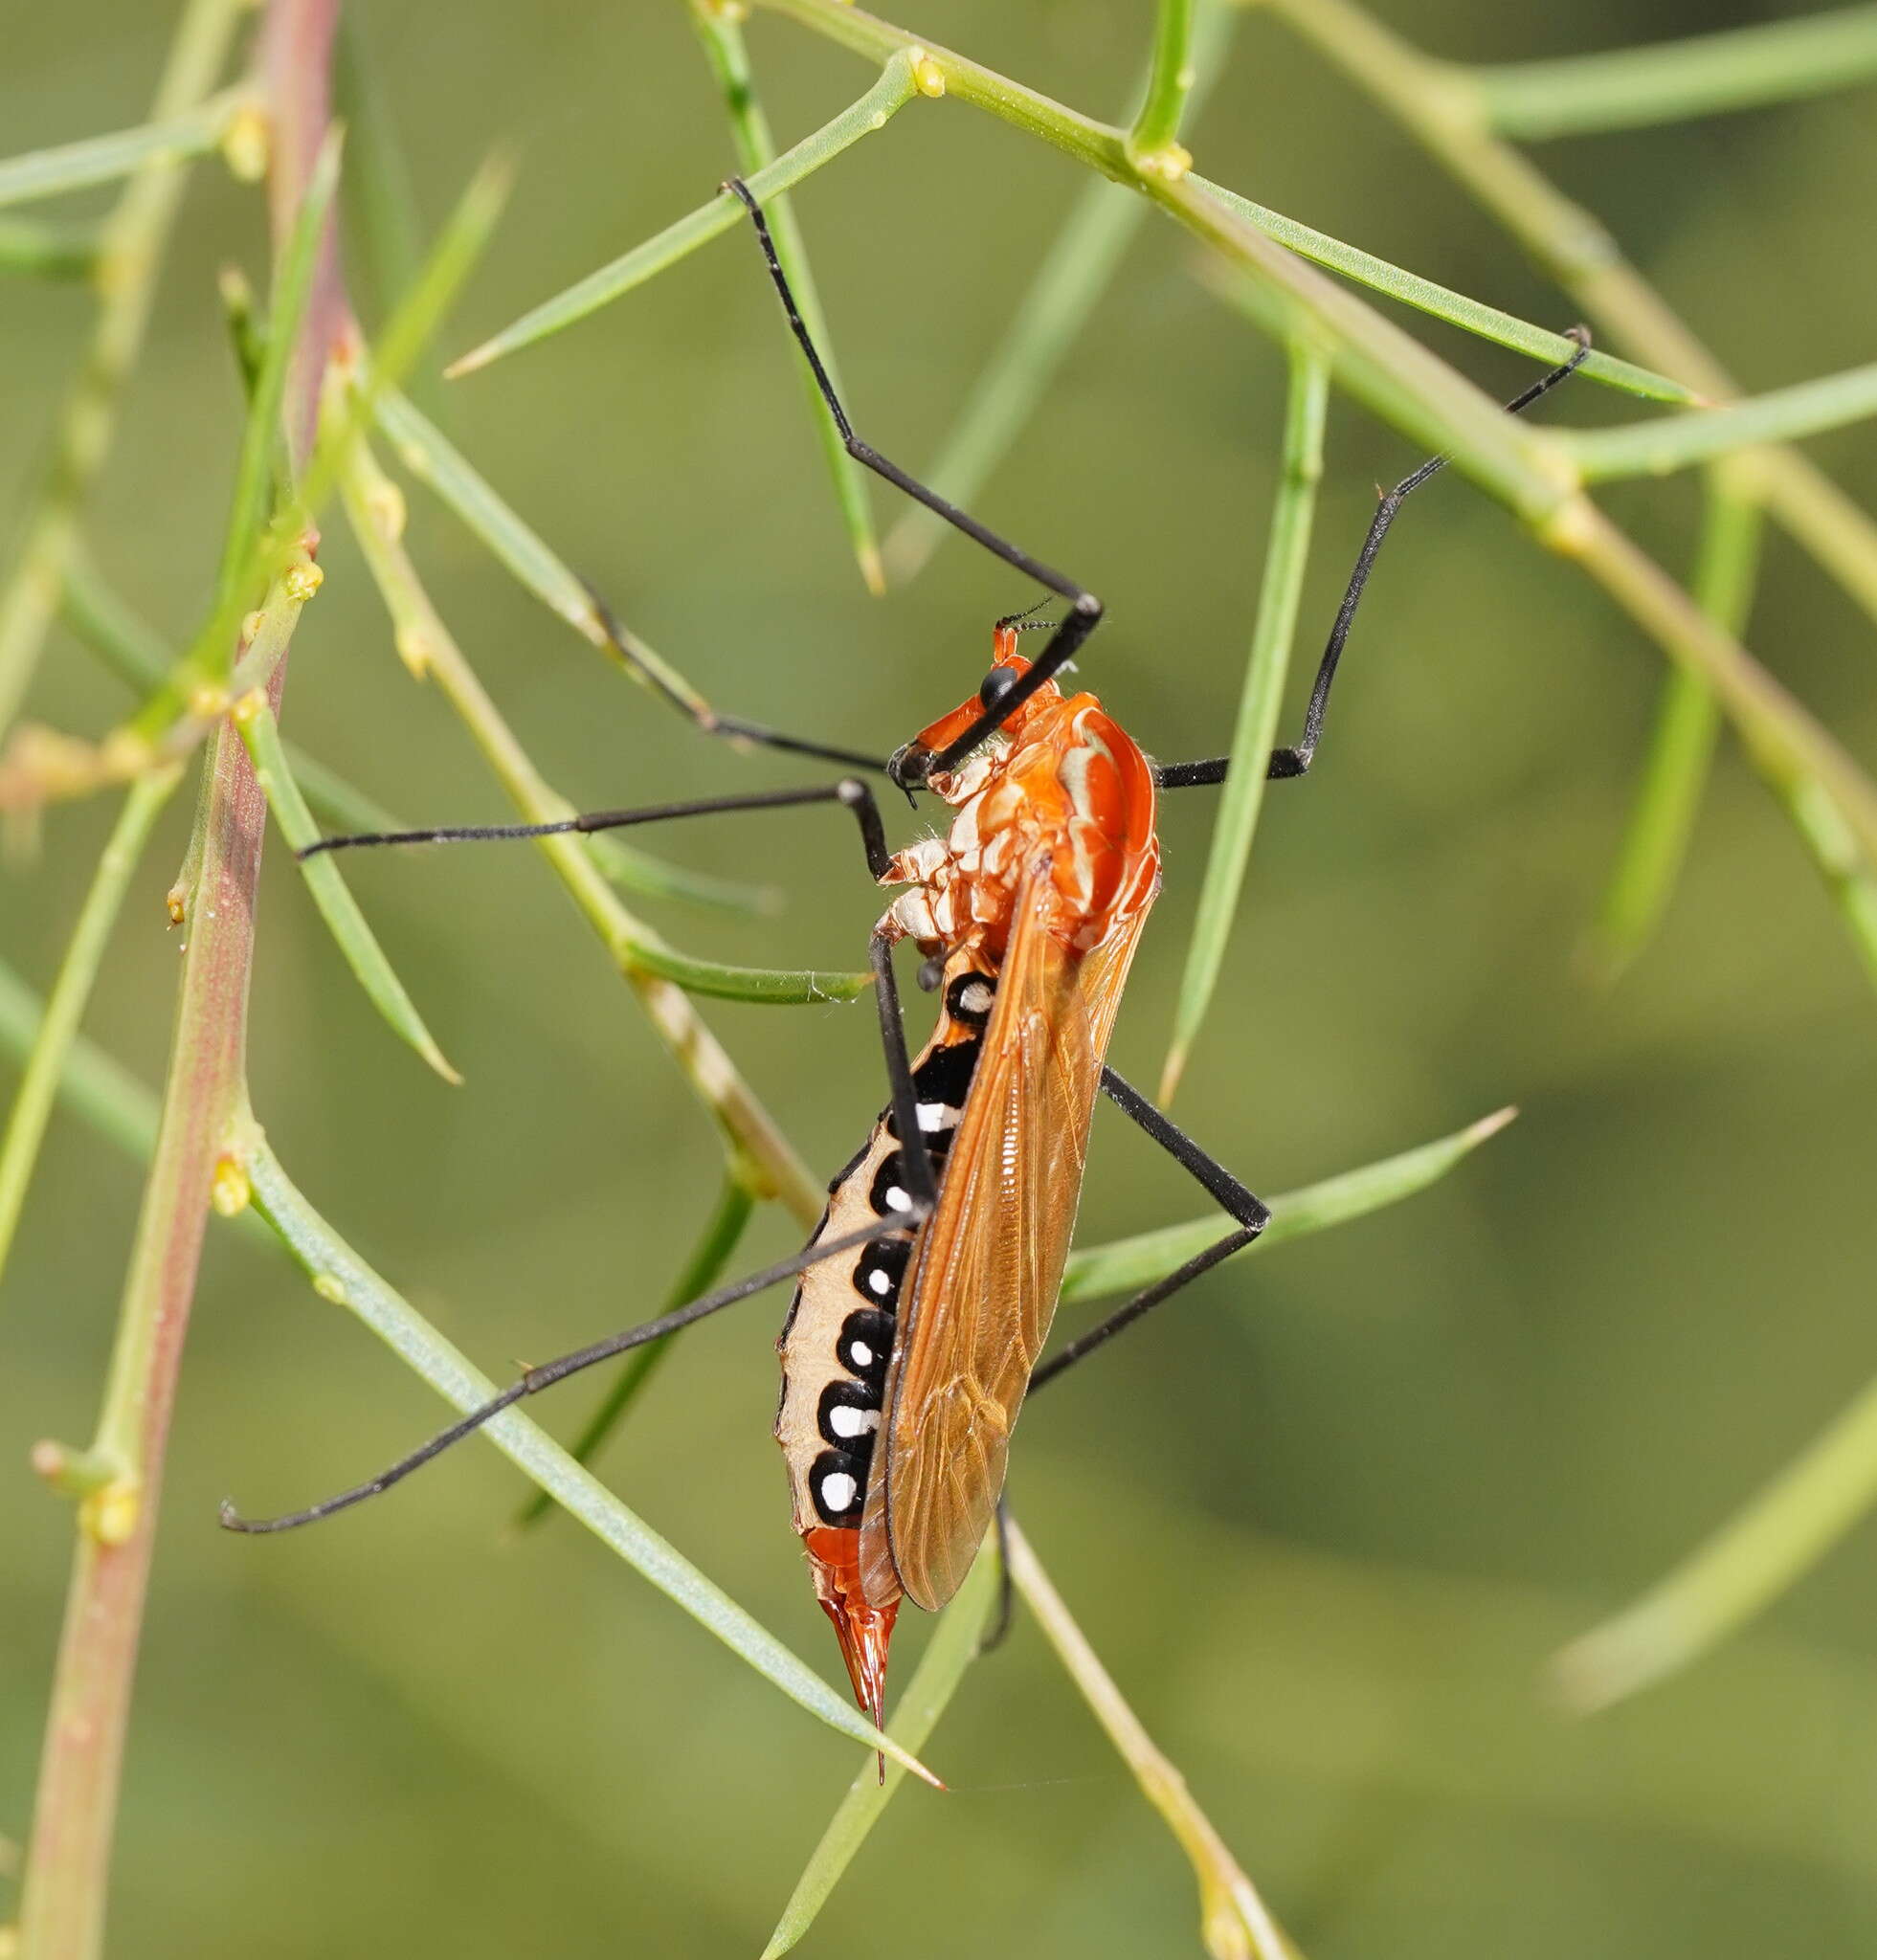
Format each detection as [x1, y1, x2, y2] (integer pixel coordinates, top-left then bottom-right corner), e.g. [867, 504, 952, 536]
[1466, 1103, 1518, 1145]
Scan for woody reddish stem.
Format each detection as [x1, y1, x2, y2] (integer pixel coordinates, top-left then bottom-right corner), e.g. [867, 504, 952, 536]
[14, 7, 338, 1954]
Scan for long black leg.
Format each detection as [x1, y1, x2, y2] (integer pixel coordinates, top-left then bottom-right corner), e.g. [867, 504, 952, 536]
[298, 776, 896, 879]
[220, 1214, 922, 1534]
[580, 579, 891, 775]
[1151, 330, 1593, 792]
[725, 179, 1104, 791]
[977, 1497, 1017, 1656]
[1031, 1066, 1269, 1392]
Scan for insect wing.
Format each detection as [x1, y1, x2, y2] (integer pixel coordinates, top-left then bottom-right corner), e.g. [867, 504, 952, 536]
[860, 865, 1146, 1611]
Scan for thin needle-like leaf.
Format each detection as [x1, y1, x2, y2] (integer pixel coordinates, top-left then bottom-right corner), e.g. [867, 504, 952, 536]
[240, 1138, 938, 1785]
[1161, 340, 1330, 1102]
[513, 1172, 757, 1532]
[1553, 1359, 1877, 1713]
[233, 692, 461, 1083]
[0, 216, 101, 280]
[1063, 1106, 1516, 1303]
[0, 767, 183, 1294]
[1563, 360, 1877, 479]
[338, 435, 865, 1008]
[0, 89, 245, 211]
[763, 1542, 999, 1956]
[1585, 479, 1759, 980]
[1007, 1522, 1301, 1960]
[0, 957, 160, 1169]
[1191, 191, 1694, 406]
[446, 51, 924, 379]
[684, 0, 883, 590]
[1467, 4, 1877, 141]
[212, 127, 345, 635]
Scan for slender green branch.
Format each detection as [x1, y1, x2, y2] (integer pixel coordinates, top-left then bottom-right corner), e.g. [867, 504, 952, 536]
[1007, 1522, 1300, 1960]
[1063, 1105, 1513, 1303]
[15, 10, 327, 1942]
[1161, 340, 1329, 1102]
[0, 768, 182, 1296]
[239, 1137, 935, 1783]
[684, 0, 883, 590]
[1262, 0, 1877, 628]
[0, 216, 101, 280]
[1553, 1360, 1877, 1713]
[1564, 361, 1877, 479]
[447, 50, 927, 379]
[0, 0, 249, 741]
[1783, 777, 1877, 989]
[338, 434, 827, 1222]
[61, 555, 406, 841]
[513, 1170, 756, 1531]
[1128, 0, 1198, 175]
[232, 692, 460, 1081]
[1465, 4, 1877, 141]
[763, 1548, 1000, 1955]
[1190, 186, 1693, 405]
[1585, 479, 1760, 980]
[15, 713, 279, 1960]
[0, 88, 246, 212]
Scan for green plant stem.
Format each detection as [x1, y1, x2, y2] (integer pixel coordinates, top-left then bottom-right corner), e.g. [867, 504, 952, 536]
[0, 767, 182, 1295]
[1128, 0, 1198, 168]
[683, 0, 883, 591]
[1262, 0, 1877, 630]
[337, 436, 826, 1221]
[14, 10, 328, 1945]
[1783, 778, 1877, 989]
[1586, 479, 1760, 980]
[1553, 1361, 1877, 1713]
[14, 709, 279, 1960]
[1565, 361, 1877, 480]
[0, 0, 248, 741]
[233, 694, 459, 1080]
[762, 1546, 1000, 1955]
[1161, 340, 1329, 1102]
[883, 0, 1244, 584]
[239, 1136, 935, 1783]
[1007, 1521, 1299, 1960]
[0, 216, 101, 280]
[514, 1170, 756, 1529]
[1466, 4, 1877, 141]
[447, 50, 924, 379]
[60, 555, 406, 840]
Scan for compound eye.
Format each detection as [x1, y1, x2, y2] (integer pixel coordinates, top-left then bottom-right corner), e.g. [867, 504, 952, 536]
[978, 666, 1020, 711]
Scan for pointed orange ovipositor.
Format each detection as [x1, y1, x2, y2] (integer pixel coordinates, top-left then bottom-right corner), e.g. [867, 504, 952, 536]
[805, 1525, 899, 1777]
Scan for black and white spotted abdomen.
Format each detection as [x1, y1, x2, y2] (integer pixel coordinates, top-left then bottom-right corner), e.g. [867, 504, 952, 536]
[773, 965, 994, 1570]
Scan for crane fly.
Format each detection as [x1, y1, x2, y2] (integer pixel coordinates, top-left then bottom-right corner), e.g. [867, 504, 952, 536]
[223, 178, 1587, 1751]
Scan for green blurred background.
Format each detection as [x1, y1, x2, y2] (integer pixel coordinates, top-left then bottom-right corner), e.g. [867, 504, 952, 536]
[6, 2, 1877, 1953]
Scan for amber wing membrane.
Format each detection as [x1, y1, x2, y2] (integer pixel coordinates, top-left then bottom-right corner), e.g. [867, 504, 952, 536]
[859, 865, 1148, 1612]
